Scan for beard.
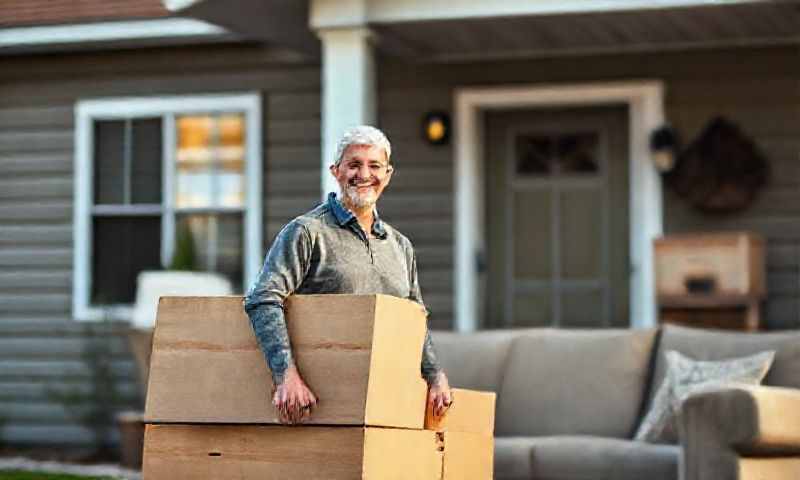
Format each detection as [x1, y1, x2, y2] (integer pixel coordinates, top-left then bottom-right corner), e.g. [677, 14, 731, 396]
[341, 177, 379, 209]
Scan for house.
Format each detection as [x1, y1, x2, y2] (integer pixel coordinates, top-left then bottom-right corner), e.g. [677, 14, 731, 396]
[1, 0, 798, 452]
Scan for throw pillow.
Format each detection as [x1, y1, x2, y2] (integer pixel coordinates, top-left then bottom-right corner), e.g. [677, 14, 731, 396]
[635, 349, 775, 444]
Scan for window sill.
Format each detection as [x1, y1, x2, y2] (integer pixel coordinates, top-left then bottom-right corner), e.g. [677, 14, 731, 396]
[74, 304, 134, 323]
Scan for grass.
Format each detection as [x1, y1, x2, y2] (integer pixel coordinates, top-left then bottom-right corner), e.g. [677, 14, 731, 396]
[0, 472, 115, 480]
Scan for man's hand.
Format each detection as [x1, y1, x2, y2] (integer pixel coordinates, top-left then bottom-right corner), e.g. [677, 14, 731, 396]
[427, 371, 452, 418]
[273, 364, 318, 425]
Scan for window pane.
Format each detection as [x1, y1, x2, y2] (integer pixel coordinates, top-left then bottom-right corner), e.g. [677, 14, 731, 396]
[219, 173, 245, 207]
[175, 213, 243, 292]
[94, 118, 164, 205]
[93, 120, 125, 204]
[515, 135, 552, 176]
[131, 118, 163, 204]
[176, 114, 245, 208]
[555, 132, 599, 174]
[176, 171, 214, 208]
[91, 216, 161, 304]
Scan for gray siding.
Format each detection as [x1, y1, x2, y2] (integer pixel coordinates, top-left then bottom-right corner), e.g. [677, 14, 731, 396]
[0, 43, 322, 448]
[662, 70, 800, 330]
[377, 45, 800, 331]
[377, 88, 454, 328]
[1, 40, 798, 449]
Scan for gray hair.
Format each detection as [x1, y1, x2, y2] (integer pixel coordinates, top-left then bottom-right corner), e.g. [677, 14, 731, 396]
[334, 125, 392, 166]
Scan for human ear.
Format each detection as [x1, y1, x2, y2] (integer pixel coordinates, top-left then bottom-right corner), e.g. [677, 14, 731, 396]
[383, 167, 393, 187]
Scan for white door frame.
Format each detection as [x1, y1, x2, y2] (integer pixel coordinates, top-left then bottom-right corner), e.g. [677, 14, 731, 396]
[453, 80, 665, 331]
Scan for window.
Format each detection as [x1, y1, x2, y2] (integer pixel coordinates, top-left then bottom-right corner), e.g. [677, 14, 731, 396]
[515, 132, 600, 176]
[74, 94, 262, 320]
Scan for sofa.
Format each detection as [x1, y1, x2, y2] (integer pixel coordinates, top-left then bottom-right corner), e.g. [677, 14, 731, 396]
[430, 324, 800, 480]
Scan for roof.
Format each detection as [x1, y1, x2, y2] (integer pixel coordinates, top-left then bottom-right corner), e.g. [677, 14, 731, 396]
[0, 0, 170, 27]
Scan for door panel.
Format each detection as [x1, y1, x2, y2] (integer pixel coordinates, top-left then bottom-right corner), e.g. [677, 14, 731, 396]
[512, 190, 552, 279]
[561, 289, 605, 328]
[512, 291, 551, 328]
[560, 188, 603, 280]
[484, 106, 630, 328]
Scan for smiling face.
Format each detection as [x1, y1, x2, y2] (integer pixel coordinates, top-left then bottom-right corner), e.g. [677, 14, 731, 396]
[330, 144, 393, 209]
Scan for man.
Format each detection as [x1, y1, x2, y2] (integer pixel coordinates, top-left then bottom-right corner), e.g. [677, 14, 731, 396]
[244, 125, 452, 425]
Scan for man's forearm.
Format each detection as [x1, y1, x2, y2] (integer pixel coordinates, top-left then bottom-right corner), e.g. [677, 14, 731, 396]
[420, 330, 442, 385]
[246, 304, 294, 385]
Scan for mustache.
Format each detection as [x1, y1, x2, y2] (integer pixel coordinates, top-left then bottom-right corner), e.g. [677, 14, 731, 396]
[347, 176, 379, 187]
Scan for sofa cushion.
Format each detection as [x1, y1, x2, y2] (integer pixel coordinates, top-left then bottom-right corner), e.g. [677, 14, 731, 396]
[526, 436, 679, 480]
[635, 350, 775, 444]
[648, 325, 800, 406]
[430, 329, 517, 394]
[496, 329, 658, 438]
[494, 436, 679, 480]
[494, 437, 542, 480]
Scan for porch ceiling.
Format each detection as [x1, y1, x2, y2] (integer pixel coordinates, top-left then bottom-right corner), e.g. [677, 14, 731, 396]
[167, 1, 800, 61]
[373, 2, 800, 62]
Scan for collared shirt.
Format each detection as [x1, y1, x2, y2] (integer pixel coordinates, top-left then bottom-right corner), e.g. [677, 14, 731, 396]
[244, 192, 442, 385]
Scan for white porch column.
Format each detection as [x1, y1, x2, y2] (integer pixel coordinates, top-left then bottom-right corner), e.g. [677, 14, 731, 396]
[317, 27, 377, 198]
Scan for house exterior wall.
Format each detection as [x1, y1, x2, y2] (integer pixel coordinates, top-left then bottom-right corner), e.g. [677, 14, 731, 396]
[377, 45, 800, 331]
[0, 43, 321, 447]
[0, 42, 797, 448]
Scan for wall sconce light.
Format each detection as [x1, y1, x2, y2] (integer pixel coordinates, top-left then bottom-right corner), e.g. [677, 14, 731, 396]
[650, 125, 679, 173]
[422, 111, 450, 146]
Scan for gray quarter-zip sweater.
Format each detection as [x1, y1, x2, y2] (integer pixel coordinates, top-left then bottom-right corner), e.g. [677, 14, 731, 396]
[244, 192, 442, 385]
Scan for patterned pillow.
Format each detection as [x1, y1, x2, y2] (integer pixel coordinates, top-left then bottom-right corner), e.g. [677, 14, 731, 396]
[635, 349, 775, 444]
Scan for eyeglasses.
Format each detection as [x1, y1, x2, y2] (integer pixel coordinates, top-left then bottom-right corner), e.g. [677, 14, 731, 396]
[338, 160, 393, 177]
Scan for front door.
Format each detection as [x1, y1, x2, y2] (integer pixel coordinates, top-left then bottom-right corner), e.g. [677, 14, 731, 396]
[484, 106, 630, 328]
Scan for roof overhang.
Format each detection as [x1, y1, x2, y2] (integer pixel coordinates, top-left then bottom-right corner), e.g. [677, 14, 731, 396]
[310, 0, 779, 26]
[164, 0, 319, 56]
[0, 18, 239, 55]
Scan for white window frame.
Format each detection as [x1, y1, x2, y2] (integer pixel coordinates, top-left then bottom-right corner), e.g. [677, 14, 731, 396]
[73, 93, 263, 321]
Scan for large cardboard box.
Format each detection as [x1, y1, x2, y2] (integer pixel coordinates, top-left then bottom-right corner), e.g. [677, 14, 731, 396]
[145, 294, 429, 429]
[425, 388, 496, 480]
[143, 424, 443, 480]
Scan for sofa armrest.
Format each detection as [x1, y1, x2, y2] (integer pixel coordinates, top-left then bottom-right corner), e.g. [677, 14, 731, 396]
[678, 385, 800, 480]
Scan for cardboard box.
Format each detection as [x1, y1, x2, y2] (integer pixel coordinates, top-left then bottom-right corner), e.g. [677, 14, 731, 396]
[145, 294, 428, 429]
[143, 424, 443, 480]
[425, 388, 495, 479]
[441, 431, 494, 480]
[738, 458, 800, 480]
[425, 388, 496, 436]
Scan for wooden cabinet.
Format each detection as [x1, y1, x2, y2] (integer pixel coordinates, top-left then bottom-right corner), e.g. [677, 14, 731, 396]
[654, 232, 766, 331]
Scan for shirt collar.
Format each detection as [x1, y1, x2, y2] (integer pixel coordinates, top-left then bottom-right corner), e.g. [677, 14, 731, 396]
[327, 192, 387, 239]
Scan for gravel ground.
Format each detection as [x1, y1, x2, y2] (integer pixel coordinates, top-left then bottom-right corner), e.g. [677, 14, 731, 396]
[0, 458, 141, 480]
